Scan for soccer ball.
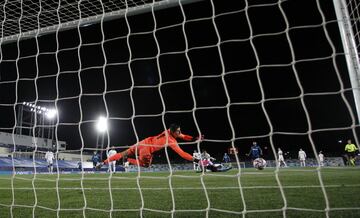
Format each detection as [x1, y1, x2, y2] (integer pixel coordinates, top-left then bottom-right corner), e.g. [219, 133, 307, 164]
[253, 158, 266, 170]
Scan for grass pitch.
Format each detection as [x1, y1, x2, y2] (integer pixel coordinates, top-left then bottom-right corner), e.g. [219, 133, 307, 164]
[0, 167, 359, 218]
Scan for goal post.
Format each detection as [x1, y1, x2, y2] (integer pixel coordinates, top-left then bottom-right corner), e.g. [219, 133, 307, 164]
[333, 0, 360, 124]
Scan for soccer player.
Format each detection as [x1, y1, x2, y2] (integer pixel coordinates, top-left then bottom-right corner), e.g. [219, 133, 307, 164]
[247, 141, 263, 161]
[44, 150, 55, 174]
[77, 161, 82, 171]
[124, 161, 130, 172]
[201, 150, 215, 161]
[298, 148, 306, 167]
[318, 151, 324, 167]
[223, 153, 231, 163]
[107, 146, 117, 173]
[192, 150, 201, 171]
[98, 124, 203, 168]
[277, 148, 287, 168]
[344, 139, 358, 166]
[92, 152, 101, 170]
[198, 158, 232, 172]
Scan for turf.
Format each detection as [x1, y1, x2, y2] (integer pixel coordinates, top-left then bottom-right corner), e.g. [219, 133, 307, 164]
[0, 167, 359, 218]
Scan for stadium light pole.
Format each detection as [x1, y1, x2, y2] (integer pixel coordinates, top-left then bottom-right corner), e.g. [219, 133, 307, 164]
[45, 109, 58, 145]
[96, 116, 108, 158]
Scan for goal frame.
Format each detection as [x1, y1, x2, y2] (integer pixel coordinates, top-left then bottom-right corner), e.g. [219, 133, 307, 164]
[333, 0, 360, 124]
[0, 0, 204, 45]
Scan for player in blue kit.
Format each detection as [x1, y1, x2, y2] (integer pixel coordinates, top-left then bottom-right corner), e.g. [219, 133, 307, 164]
[247, 141, 263, 161]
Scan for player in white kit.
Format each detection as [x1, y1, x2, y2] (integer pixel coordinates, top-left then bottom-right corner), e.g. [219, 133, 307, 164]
[318, 151, 324, 167]
[45, 150, 55, 174]
[298, 148, 307, 167]
[192, 150, 201, 171]
[277, 148, 287, 167]
[107, 146, 117, 173]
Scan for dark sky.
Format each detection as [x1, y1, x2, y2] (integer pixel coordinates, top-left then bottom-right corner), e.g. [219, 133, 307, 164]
[0, 0, 359, 161]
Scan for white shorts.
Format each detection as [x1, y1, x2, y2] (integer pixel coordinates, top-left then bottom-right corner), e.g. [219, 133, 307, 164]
[278, 156, 284, 162]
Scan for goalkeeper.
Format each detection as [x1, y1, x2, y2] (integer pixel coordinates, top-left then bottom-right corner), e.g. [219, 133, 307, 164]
[98, 124, 203, 168]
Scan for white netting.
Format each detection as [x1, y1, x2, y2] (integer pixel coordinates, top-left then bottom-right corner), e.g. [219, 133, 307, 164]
[0, 0, 360, 217]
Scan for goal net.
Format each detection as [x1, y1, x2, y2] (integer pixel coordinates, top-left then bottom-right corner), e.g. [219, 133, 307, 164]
[0, 0, 359, 217]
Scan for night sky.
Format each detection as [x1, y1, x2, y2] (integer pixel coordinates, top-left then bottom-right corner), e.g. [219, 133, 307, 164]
[0, 0, 359, 162]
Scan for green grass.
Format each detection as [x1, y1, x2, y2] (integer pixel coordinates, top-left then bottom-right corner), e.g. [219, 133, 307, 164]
[0, 167, 359, 217]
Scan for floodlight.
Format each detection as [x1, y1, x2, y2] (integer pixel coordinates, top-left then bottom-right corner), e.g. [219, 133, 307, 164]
[96, 116, 108, 133]
[45, 109, 57, 119]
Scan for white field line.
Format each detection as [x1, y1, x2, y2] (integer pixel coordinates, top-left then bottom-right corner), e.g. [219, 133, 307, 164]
[0, 184, 359, 191]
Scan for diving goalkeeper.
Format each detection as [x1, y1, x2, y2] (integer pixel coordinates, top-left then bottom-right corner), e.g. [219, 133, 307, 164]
[98, 124, 203, 168]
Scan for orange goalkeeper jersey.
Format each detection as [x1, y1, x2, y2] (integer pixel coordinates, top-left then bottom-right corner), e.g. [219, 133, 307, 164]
[138, 129, 194, 161]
